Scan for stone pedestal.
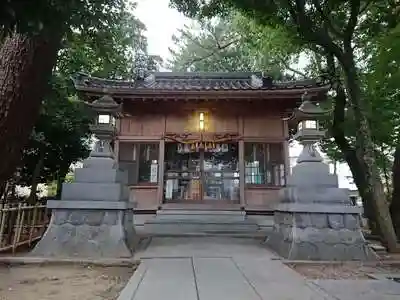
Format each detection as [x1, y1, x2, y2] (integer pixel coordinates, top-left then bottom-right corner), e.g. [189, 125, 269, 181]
[266, 148, 375, 261]
[31, 154, 137, 258]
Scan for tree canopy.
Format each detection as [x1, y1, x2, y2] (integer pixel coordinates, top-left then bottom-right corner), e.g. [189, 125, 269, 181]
[167, 14, 303, 80]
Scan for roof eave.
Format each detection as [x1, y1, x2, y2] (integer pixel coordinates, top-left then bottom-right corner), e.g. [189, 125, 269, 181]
[73, 84, 330, 97]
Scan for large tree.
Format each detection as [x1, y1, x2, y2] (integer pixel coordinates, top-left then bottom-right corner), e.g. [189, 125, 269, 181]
[0, 0, 129, 185]
[170, 0, 400, 251]
[168, 14, 303, 79]
[12, 1, 160, 201]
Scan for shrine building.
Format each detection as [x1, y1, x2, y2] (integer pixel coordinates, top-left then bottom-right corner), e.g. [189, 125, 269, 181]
[72, 72, 329, 213]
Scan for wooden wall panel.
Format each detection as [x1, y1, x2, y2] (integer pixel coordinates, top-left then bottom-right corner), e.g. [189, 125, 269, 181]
[244, 188, 280, 208]
[211, 115, 238, 133]
[243, 116, 283, 137]
[120, 118, 131, 135]
[120, 115, 165, 136]
[165, 114, 188, 133]
[125, 117, 142, 135]
[129, 187, 158, 209]
[141, 115, 165, 136]
[120, 112, 284, 137]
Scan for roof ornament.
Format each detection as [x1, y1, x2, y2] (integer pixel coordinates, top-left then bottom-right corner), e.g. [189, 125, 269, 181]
[250, 74, 263, 88]
[134, 51, 148, 80]
[144, 73, 156, 84]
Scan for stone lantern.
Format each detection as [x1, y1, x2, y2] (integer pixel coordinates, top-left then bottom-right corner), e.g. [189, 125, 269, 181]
[265, 91, 375, 261]
[31, 95, 137, 259]
[86, 95, 121, 158]
[288, 92, 328, 163]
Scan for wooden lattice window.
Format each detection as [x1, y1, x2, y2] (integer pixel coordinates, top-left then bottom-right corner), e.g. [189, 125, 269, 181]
[244, 143, 285, 186]
[118, 142, 159, 185]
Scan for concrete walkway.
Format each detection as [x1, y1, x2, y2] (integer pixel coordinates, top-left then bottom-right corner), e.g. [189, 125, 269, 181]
[118, 237, 400, 300]
[118, 237, 329, 300]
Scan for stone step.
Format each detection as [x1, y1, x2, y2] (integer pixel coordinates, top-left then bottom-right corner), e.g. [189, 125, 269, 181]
[142, 209, 274, 237]
[157, 209, 246, 215]
[152, 215, 247, 223]
[144, 223, 260, 235]
[144, 212, 260, 236]
[154, 209, 247, 223]
[147, 232, 266, 239]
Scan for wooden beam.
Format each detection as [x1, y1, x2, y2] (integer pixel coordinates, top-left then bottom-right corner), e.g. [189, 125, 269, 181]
[118, 135, 162, 141]
[242, 137, 286, 142]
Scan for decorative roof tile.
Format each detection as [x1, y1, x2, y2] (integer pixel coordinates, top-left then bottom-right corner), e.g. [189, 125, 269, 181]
[72, 71, 329, 93]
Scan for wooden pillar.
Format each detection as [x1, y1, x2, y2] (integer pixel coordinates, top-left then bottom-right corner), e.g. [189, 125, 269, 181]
[239, 139, 246, 206]
[283, 120, 290, 182]
[157, 138, 165, 206]
[199, 148, 205, 201]
[114, 118, 121, 159]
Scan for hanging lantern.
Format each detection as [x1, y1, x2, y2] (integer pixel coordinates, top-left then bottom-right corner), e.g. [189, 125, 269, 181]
[199, 112, 205, 131]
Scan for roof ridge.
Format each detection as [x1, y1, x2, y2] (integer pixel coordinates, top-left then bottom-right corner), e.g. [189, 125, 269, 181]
[153, 71, 263, 80]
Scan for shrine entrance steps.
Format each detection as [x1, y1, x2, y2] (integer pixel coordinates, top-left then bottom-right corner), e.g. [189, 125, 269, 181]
[141, 209, 272, 238]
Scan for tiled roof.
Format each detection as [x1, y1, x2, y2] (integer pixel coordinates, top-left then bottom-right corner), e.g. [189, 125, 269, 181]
[72, 72, 330, 92]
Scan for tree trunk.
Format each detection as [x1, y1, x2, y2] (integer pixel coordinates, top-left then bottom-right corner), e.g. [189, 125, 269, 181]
[327, 53, 379, 236]
[342, 53, 398, 252]
[56, 164, 71, 199]
[27, 149, 46, 204]
[0, 30, 62, 185]
[380, 147, 392, 197]
[327, 53, 384, 242]
[390, 146, 400, 239]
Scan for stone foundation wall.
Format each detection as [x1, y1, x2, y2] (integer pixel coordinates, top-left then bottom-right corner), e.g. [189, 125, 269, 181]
[31, 208, 135, 258]
[267, 212, 375, 261]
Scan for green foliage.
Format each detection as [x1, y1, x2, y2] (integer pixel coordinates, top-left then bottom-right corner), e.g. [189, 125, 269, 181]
[0, 0, 126, 36]
[19, 77, 92, 186]
[368, 23, 400, 145]
[57, 1, 153, 80]
[46, 180, 58, 197]
[17, 1, 159, 187]
[168, 13, 304, 79]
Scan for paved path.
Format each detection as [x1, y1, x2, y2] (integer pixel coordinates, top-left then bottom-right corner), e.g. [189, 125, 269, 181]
[118, 237, 400, 300]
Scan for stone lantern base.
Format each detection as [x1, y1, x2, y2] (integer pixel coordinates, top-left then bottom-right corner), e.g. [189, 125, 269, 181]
[266, 203, 376, 261]
[30, 155, 138, 258]
[265, 144, 375, 261]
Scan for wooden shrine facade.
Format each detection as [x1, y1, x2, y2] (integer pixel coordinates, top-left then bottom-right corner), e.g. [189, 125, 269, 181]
[73, 72, 329, 211]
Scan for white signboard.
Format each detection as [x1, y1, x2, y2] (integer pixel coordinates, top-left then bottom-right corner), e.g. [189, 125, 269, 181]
[150, 163, 158, 183]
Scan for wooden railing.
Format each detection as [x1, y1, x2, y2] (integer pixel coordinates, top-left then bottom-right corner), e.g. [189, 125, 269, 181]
[0, 202, 50, 253]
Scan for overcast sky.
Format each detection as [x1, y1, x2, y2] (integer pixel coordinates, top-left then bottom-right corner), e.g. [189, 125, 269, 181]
[134, 0, 356, 190]
[135, 0, 190, 61]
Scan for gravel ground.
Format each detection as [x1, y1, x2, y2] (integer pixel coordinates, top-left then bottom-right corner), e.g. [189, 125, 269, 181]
[0, 264, 136, 300]
[288, 262, 400, 280]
